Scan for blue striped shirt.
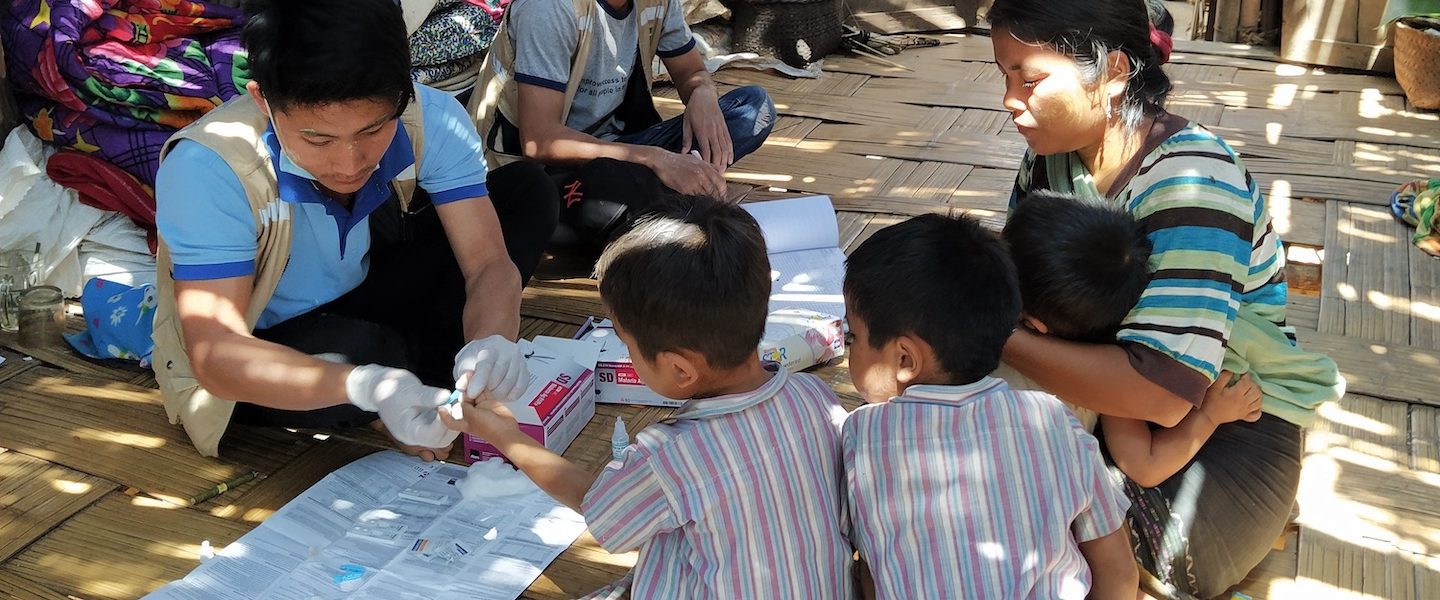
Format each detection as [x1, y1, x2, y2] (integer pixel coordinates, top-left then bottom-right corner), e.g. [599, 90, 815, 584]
[582, 367, 855, 599]
[843, 378, 1129, 599]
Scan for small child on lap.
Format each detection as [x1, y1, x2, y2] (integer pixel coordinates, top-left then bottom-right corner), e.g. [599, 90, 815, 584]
[443, 196, 854, 599]
[1002, 190, 1263, 488]
[841, 213, 1137, 599]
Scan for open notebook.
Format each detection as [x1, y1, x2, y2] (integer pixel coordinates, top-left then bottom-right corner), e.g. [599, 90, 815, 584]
[742, 195, 846, 319]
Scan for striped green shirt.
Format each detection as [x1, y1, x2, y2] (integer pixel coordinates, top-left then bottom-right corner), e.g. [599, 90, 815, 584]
[1011, 116, 1289, 404]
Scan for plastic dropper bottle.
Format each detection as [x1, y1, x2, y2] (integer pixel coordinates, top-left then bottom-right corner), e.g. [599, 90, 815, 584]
[611, 416, 630, 461]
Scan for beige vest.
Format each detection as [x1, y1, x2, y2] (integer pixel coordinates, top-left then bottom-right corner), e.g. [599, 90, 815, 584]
[467, 0, 672, 169]
[152, 94, 426, 457]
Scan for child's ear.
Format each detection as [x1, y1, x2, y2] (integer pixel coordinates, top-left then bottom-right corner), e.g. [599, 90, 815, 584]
[892, 334, 929, 386]
[1104, 50, 1130, 102]
[658, 350, 703, 393]
[1020, 313, 1050, 335]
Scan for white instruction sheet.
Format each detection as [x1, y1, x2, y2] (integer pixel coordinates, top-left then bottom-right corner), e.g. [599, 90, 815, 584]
[742, 195, 847, 318]
[144, 451, 587, 600]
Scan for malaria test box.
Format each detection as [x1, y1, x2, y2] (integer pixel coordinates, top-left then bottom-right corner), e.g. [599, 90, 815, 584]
[462, 337, 599, 464]
[574, 310, 844, 408]
[574, 318, 682, 408]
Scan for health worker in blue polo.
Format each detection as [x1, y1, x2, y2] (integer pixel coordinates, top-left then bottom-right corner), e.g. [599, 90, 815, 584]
[152, 0, 556, 460]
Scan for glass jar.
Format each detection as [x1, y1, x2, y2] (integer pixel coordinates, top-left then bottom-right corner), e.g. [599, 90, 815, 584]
[18, 285, 64, 346]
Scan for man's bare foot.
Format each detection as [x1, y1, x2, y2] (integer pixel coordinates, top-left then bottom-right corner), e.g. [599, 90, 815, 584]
[369, 419, 454, 462]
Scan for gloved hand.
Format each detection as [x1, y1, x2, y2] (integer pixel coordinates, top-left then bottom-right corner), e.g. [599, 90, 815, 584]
[452, 335, 529, 404]
[346, 364, 460, 448]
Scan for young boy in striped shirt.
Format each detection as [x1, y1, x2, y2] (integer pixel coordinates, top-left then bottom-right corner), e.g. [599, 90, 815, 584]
[1003, 191, 1265, 488]
[442, 196, 855, 599]
[841, 213, 1136, 599]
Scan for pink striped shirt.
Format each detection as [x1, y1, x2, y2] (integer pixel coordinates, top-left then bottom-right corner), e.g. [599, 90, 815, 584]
[582, 367, 855, 599]
[842, 378, 1129, 599]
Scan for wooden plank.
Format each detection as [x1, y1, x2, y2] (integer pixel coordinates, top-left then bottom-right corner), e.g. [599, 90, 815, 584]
[207, 438, 380, 525]
[1409, 241, 1440, 352]
[1343, 203, 1411, 343]
[764, 116, 824, 148]
[730, 144, 910, 201]
[4, 493, 254, 600]
[849, 76, 1004, 111]
[1232, 67, 1404, 96]
[1319, 200, 1348, 334]
[0, 571, 70, 600]
[951, 109, 1010, 135]
[0, 367, 313, 504]
[0, 329, 151, 385]
[1267, 195, 1328, 247]
[766, 89, 932, 128]
[0, 346, 35, 385]
[1288, 293, 1321, 333]
[1283, 37, 1395, 72]
[521, 279, 604, 325]
[836, 212, 874, 250]
[916, 107, 963, 131]
[1207, 126, 1338, 164]
[804, 124, 1028, 169]
[1411, 405, 1440, 474]
[0, 450, 116, 562]
[1295, 330, 1440, 406]
[950, 167, 1014, 213]
[1218, 105, 1439, 150]
[850, 6, 975, 34]
[792, 72, 871, 97]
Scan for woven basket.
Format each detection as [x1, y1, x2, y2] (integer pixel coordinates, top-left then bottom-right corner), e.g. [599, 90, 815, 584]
[731, 0, 842, 69]
[1395, 17, 1440, 110]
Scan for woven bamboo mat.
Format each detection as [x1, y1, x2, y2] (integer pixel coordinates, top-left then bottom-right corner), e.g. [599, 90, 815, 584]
[2, 493, 254, 599]
[0, 366, 313, 505]
[0, 449, 115, 562]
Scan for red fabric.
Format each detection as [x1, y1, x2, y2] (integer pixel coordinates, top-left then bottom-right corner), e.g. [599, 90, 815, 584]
[46, 150, 158, 255]
[1149, 21, 1173, 65]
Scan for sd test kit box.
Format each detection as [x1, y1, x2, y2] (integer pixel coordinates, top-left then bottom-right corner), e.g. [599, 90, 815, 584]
[575, 310, 843, 408]
[462, 337, 600, 463]
[574, 318, 682, 408]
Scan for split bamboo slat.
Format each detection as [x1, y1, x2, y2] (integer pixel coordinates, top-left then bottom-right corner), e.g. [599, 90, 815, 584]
[0, 367, 309, 503]
[0, 450, 116, 562]
[4, 494, 253, 600]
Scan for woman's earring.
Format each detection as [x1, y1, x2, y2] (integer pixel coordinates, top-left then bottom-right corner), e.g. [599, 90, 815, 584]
[1104, 101, 1114, 121]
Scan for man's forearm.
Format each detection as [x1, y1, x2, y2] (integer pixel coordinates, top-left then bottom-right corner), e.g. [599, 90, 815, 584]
[187, 328, 354, 410]
[1002, 329, 1192, 427]
[672, 68, 716, 106]
[521, 121, 661, 167]
[462, 261, 522, 343]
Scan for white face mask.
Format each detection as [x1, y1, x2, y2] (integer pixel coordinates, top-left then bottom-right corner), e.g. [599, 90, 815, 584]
[263, 97, 380, 183]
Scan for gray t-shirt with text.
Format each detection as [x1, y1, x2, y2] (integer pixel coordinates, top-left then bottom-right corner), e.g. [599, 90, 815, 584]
[510, 0, 694, 138]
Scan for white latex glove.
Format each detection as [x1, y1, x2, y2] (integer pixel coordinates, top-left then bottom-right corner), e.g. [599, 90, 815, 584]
[346, 364, 461, 448]
[452, 335, 529, 404]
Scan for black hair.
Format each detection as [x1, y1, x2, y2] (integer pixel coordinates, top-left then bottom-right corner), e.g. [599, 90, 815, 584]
[595, 196, 771, 370]
[1002, 190, 1153, 342]
[988, 0, 1173, 130]
[243, 0, 414, 114]
[844, 214, 1021, 385]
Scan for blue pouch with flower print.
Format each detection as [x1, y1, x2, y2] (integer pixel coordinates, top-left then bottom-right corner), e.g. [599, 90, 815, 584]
[64, 278, 157, 367]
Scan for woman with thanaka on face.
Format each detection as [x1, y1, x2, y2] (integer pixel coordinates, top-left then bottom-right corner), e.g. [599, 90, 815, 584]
[988, 0, 1343, 598]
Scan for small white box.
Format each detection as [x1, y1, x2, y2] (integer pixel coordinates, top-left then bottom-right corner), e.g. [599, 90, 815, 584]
[462, 338, 598, 463]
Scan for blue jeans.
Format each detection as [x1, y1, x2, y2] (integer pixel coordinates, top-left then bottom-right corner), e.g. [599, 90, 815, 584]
[613, 85, 775, 163]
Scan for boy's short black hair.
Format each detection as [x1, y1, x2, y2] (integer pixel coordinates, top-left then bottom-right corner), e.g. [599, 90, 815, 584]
[595, 196, 771, 369]
[1002, 190, 1153, 342]
[845, 214, 1021, 385]
[244, 0, 414, 114]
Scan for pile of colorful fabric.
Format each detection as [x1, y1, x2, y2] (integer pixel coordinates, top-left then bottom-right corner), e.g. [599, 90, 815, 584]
[1392, 178, 1440, 257]
[407, 0, 506, 95]
[0, 0, 249, 186]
